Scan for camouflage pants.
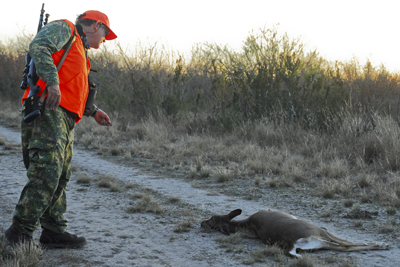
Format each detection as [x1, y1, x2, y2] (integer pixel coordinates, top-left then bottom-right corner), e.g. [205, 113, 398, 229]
[13, 105, 75, 237]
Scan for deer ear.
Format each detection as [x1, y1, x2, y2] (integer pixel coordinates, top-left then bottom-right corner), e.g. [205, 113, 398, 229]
[229, 209, 242, 219]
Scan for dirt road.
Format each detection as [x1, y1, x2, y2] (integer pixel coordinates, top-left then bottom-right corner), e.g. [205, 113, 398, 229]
[0, 124, 399, 267]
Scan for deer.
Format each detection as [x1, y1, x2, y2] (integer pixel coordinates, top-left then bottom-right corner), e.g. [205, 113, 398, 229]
[201, 209, 389, 257]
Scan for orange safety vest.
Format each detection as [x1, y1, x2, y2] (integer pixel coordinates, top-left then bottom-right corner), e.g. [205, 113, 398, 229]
[22, 19, 91, 123]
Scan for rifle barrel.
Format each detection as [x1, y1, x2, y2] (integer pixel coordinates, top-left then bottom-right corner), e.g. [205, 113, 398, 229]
[37, 3, 45, 33]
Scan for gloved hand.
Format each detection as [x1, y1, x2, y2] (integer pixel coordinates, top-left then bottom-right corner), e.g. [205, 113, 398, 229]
[94, 109, 112, 126]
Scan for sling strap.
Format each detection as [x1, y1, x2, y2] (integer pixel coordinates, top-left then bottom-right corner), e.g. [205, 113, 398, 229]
[39, 28, 77, 103]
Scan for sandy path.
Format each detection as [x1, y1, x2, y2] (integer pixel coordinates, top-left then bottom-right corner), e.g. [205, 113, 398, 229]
[1, 123, 399, 267]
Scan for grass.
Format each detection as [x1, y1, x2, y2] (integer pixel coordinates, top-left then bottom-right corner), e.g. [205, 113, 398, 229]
[126, 194, 164, 214]
[0, 233, 42, 267]
[166, 195, 181, 204]
[96, 173, 123, 192]
[250, 245, 284, 263]
[344, 204, 378, 219]
[71, 112, 400, 209]
[322, 190, 335, 199]
[319, 208, 333, 218]
[214, 167, 233, 183]
[173, 220, 193, 233]
[378, 219, 399, 234]
[386, 206, 397, 215]
[215, 232, 244, 252]
[343, 199, 355, 207]
[288, 255, 315, 267]
[0, 136, 6, 146]
[68, 112, 400, 221]
[76, 173, 92, 184]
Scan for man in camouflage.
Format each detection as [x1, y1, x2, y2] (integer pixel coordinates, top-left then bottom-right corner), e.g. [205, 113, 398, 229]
[4, 11, 117, 248]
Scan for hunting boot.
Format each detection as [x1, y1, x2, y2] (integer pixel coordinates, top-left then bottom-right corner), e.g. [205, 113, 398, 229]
[39, 228, 87, 248]
[3, 224, 33, 247]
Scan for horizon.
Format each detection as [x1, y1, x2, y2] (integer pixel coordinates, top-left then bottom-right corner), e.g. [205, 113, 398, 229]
[1, 0, 399, 72]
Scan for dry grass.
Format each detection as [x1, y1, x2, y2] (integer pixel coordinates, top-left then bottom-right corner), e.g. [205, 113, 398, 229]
[213, 167, 234, 183]
[319, 208, 333, 218]
[0, 233, 42, 267]
[166, 195, 181, 204]
[3, 101, 400, 211]
[0, 135, 6, 146]
[386, 206, 397, 215]
[378, 219, 399, 234]
[76, 173, 92, 184]
[288, 255, 316, 267]
[249, 244, 284, 263]
[0, 103, 21, 129]
[215, 232, 244, 252]
[96, 173, 123, 192]
[126, 194, 164, 214]
[71, 112, 400, 210]
[343, 199, 355, 207]
[173, 219, 193, 233]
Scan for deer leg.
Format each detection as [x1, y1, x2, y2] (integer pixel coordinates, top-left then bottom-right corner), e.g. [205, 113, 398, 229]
[290, 236, 389, 256]
[320, 242, 389, 252]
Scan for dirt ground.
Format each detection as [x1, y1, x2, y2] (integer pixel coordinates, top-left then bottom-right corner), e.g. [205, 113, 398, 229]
[0, 123, 399, 267]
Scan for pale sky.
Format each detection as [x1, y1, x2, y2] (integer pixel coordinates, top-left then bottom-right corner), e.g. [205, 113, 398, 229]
[2, 0, 399, 72]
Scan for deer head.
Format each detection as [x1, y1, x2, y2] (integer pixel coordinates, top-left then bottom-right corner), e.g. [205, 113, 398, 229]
[200, 209, 242, 235]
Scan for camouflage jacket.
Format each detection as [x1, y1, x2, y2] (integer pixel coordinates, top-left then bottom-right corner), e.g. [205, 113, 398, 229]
[29, 20, 72, 87]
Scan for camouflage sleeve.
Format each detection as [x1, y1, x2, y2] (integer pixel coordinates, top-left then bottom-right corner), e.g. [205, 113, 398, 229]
[29, 20, 71, 86]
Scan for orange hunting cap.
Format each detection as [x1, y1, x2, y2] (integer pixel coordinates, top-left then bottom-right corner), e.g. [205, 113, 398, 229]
[80, 10, 117, 40]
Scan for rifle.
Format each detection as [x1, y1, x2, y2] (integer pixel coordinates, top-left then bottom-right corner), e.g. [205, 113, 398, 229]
[21, 3, 50, 123]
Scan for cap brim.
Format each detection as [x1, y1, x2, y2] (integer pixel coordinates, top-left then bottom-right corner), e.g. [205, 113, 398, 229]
[105, 27, 117, 40]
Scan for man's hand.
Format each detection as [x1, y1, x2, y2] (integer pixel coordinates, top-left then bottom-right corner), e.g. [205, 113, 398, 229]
[46, 84, 61, 110]
[94, 109, 112, 126]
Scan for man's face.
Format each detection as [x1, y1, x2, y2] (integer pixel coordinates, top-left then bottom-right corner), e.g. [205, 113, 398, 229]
[86, 22, 108, 49]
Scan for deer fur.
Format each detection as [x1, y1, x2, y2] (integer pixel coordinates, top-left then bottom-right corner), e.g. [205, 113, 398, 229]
[201, 209, 388, 257]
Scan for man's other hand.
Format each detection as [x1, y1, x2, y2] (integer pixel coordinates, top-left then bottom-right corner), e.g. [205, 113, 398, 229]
[94, 109, 112, 126]
[46, 84, 61, 110]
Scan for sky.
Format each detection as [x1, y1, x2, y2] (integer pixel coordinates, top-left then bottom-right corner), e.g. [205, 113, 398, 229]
[2, 0, 399, 72]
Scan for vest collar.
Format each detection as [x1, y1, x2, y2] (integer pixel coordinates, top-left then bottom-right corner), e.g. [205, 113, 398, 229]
[75, 24, 89, 49]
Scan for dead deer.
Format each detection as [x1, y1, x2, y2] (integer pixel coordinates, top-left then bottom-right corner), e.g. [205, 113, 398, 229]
[201, 209, 388, 257]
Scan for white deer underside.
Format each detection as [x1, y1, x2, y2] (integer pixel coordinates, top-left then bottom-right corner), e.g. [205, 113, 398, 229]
[290, 236, 338, 257]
